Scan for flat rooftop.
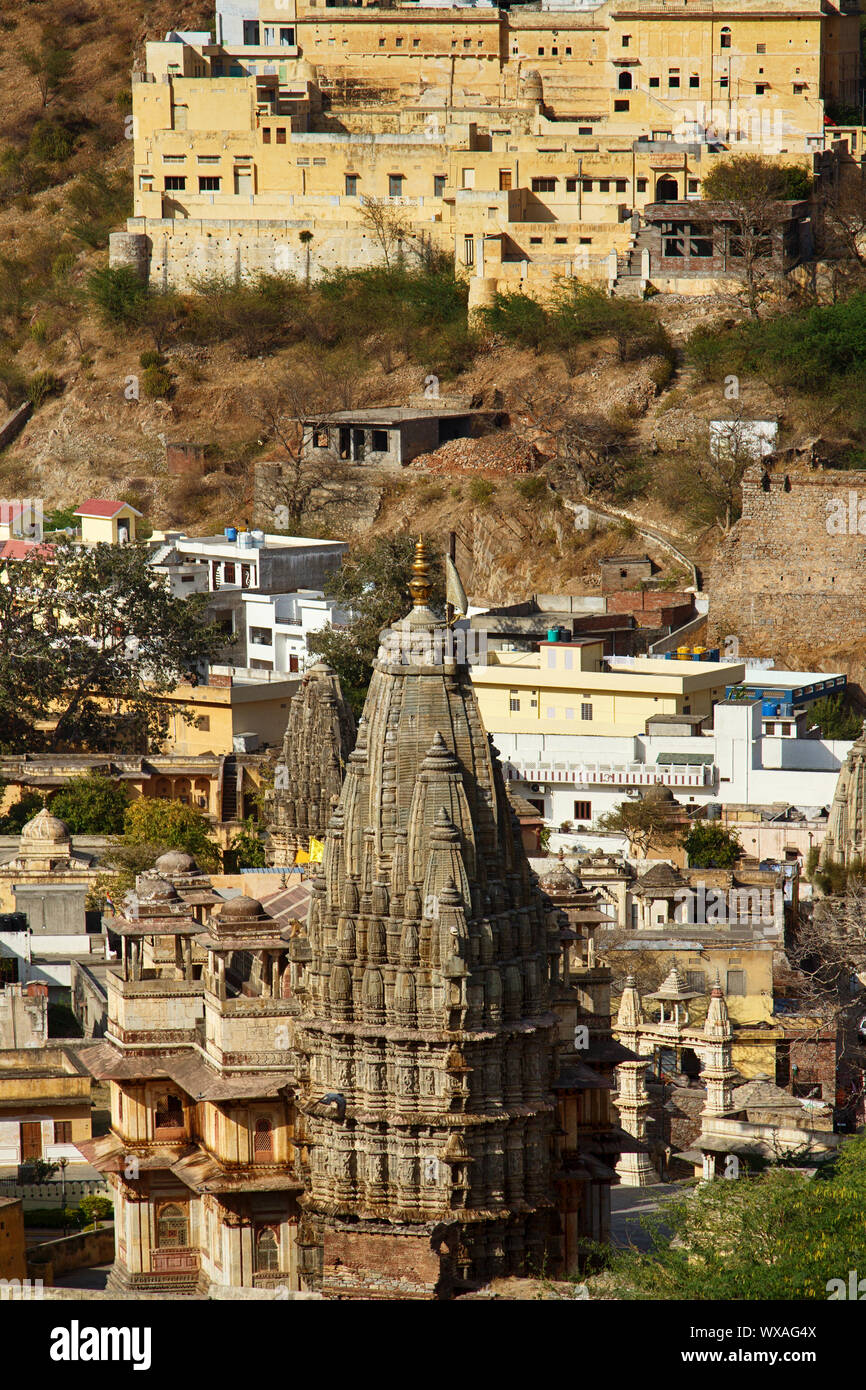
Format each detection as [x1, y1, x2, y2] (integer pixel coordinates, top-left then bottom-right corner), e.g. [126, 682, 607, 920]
[177, 534, 346, 551]
[740, 669, 845, 686]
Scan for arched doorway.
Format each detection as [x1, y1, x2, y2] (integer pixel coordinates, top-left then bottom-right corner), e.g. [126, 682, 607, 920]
[655, 176, 678, 202]
[618, 71, 633, 90]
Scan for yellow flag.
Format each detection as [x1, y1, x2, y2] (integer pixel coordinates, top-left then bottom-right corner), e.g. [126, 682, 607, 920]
[308, 837, 325, 863]
[294, 848, 310, 865]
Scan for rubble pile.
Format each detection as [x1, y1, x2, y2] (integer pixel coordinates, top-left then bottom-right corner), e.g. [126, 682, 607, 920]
[411, 431, 539, 475]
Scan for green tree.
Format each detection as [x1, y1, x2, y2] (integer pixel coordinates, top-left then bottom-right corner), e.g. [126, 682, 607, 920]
[0, 540, 225, 753]
[51, 771, 129, 835]
[809, 693, 863, 740]
[0, 791, 45, 834]
[19, 30, 72, 108]
[598, 1134, 866, 1300]
[228, 816, 267, 869]
[682, 819, 742, 868]
[308, 536, 445, 717]
[87, 266, 148, 327]
[122, 798, 221, 871]
[597, 796, 681, 858]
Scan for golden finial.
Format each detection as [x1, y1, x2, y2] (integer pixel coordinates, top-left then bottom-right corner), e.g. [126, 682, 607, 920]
[408, 534, 432, 609]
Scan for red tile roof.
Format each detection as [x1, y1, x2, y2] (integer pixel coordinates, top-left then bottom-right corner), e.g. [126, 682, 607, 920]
[74, 499, 143, 519]
[0, 540, 55, 560]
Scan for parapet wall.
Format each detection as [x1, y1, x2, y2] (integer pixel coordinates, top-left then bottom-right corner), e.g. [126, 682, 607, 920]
[708, 463, 866, 658]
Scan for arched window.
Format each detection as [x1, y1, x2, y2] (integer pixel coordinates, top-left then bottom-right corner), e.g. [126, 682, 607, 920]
[154, 1093, 184, 1132]
[256, 1227, 279, 1273]
[158, 1203, 188, 1248]
[254, 1117, 273, 1159]
[618, 70, 632, 90]
[761, 472, 771, 492]
[720, 26, 731, 48]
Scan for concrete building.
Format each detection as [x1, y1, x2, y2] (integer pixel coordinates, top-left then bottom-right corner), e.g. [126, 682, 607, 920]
[301, 406, 496, 468]
[114, 0, 860, 296]
[0, 1043, 94, 1171]
[243, 589, 353, 674]
[74, 500, 143, 547]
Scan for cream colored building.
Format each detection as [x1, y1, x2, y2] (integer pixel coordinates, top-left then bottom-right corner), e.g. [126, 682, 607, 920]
[115, 0, 861, 295]
[471, 639, 744, 738]
[73, 500, 143, 547]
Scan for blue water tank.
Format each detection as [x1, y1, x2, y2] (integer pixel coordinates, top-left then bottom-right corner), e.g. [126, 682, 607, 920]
[547, 627, 559, 643]
[224, 526, 238, 541]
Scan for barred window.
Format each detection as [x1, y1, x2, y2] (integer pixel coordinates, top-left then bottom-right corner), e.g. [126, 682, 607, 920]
[256, 1226, 279, 1272]
[158, 1203, 188, 1248]
[254, 1117, 274, 1158]
[155, 1093, 184, 1131]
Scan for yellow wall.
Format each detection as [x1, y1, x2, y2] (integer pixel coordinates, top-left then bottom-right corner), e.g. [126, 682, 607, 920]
[472, 652, 744, 737]
[78, 507, 139, 546]
[159, 680, 298, 756]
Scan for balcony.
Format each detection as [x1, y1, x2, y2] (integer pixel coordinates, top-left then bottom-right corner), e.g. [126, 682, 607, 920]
[504, 759, 715, 789]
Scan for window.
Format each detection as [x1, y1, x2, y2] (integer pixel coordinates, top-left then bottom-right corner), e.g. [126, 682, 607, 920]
[529, 237, 542, 244]
[622, 34, 631, 47]
[618, 71, 632, 90]
[565, 47, 572, 55]
[616, 178, 627, 193]
[755, 83, 767, 95]
[388, 174, 404, 197]
[345, 173, 358, 196]
[461, 167, 475, 189]
[243, 20, 260, 44]
[574, 800, 591, 820]
[163, 154, 186, 164]
[668, 68, 680, 88]
[155, 1094, 184, 1131]
[254, 1117, 273, 1158]
[782, 721, 792, 736]
[688, 178, 700, 194]
[555, 236, 567, 244]
[582, 179, 593, 192]
[649, 76, 659, 87]
[413, 38, 419, 47]
[195, 715, 211, 731]
[463, 38, 471, 48]
[434, 174, 446, 197]
[579, 236, 591, 244]
[251, 627, 273, 646]
[637, 177, 647, 192]
[689, 73, 699, 87]
[566, 178, 578, 192]
[223, 562, 236, 583]
[54, 1121, 72, 1144]
[371, 429, 389, 452]
[720, 27, 731, 48]
[165, 176, 186, 191]
[262, 128, 271, 144]
[756, 42, 766, 53]
[614, 99, 629, 111]
[720, 75, 729, 88]
[199, 176, 221, 192]
[598, 179, 610, 192]
[197, 155, 220, 164]
[296, 157, 309, 166]
[158, 1204, 188, 1249]
[726, 969, 747, 996]
[396, 36, 403, 47]
[276, 128, 286, 144]
[378, 37, 385, 47]
[256, 1227, 280, 1272]
[280, 27, 294, 45]
[685, 971, 706, 992]
[578, 126, 592, 134]
[581, 703, 593, 721]
[509, 691, 521, 712]
[532, 177, 557, 193]
[464, 234, 475, 265]
[793, 82, 806, 94]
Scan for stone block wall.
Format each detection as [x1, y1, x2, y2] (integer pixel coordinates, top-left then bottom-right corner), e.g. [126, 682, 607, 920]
[708, 463, 866, 661]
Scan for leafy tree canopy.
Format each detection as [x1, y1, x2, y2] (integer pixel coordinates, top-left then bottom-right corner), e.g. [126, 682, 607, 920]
[50, 771, 130, 836]
[0, 539, 225, 752]
[682, 819, 742, 869]
[702, 155, 813, 203]
[122, 798, 221, 872]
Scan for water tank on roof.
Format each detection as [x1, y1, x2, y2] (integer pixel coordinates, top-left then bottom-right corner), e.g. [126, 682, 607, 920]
[237, 532, 253, 548]
[224, 527, 237, 541]
[249, 529, 265, 548]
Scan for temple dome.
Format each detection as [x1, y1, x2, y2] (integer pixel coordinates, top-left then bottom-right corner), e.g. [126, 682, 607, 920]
[154, 850, 197, 874]
[220, 895, 265, 920]
[539, 857, 584, 895]
[137, 875, 180, 902]
[21, 809, 70, 843]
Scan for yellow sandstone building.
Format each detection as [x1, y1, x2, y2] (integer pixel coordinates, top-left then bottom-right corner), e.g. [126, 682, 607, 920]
[115, 0, 862, 295]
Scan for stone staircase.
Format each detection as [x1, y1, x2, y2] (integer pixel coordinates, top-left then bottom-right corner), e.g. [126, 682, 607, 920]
[612, 224, 653, 299]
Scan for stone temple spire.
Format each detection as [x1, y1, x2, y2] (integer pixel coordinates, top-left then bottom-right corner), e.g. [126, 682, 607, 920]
[822, 728, 866, 869]
[292, 542, 559, 1297]
[267, 660, 356, 867]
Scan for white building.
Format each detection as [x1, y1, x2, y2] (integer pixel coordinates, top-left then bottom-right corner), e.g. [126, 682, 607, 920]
[494, 698, 851, 829]
[243, 589, 353, 675]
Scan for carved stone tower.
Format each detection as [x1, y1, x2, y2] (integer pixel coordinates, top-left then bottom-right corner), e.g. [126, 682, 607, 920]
[267, 660, 356, 867]
[293, 540, 559, 1297]
[822, 723, 866, 869]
